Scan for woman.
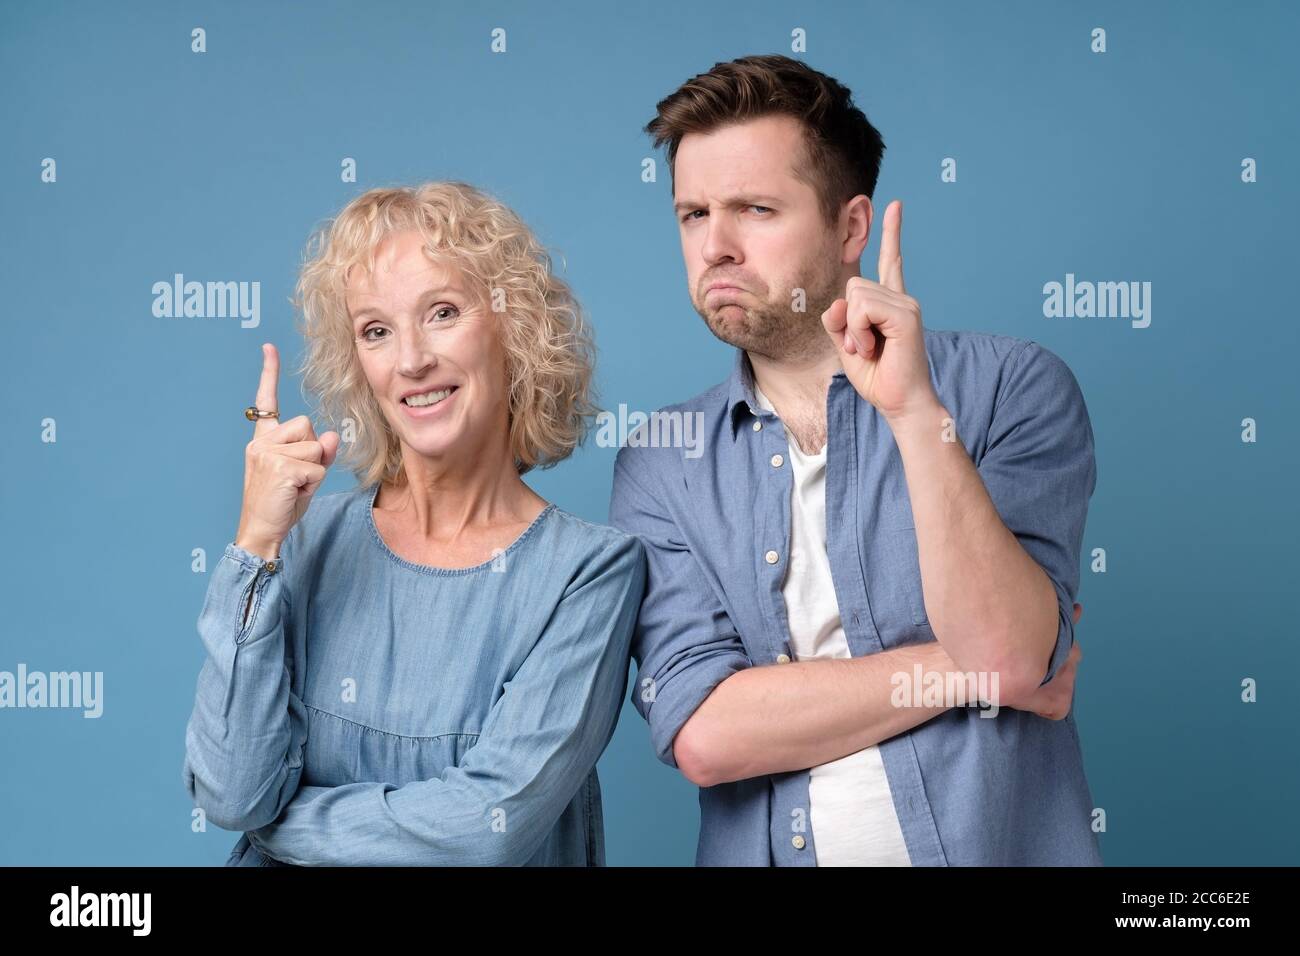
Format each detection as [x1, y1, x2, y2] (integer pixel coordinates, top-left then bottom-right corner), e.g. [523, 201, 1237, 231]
[182, 182, 646, 866]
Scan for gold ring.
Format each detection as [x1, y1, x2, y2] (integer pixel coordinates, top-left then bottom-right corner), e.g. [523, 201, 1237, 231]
[244, 406, 280, 422]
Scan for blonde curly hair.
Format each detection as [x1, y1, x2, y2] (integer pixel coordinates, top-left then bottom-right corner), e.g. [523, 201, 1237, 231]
[292, 182, 599, 488]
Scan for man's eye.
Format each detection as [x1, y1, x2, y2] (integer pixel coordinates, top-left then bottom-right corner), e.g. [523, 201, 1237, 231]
[750, 205, 772, 214]
[681, 209, 705, 223]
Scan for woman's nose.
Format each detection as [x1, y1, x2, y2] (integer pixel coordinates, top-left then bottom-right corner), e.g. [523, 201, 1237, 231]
[395, 330, 436, 378]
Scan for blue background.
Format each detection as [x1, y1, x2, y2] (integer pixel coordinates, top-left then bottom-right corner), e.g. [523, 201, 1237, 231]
[2, 0, 1296, 865]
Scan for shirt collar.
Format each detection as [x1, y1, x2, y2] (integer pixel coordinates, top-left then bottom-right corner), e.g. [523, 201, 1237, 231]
[724, 347, 851, 440]
[724, 348, 762, 439]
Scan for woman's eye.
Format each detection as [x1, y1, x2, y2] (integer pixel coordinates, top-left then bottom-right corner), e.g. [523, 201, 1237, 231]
[362, 327, 387, 342]
[433, 305, 459, 321]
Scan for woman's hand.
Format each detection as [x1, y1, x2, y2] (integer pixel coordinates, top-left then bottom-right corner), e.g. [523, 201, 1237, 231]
[234, 343, 340, 560]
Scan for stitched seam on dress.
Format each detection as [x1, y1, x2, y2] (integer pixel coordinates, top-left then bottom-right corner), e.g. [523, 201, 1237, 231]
[305, 702, 481, 742]
[585, 775, 595, 863]
[234, 572, 258, 645]
[364, 481, 557, 577]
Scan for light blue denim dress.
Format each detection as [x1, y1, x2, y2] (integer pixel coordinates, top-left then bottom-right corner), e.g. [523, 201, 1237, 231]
[183, 482, 646, 866]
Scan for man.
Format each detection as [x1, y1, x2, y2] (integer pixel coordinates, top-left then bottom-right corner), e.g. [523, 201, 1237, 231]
[609, 54, 1100, 866]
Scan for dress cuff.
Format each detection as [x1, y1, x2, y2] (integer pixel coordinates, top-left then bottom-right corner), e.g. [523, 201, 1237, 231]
[224, 542, 283, 575]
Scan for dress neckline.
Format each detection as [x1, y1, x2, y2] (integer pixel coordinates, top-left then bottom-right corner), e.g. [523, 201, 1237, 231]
[363, 482, 555, 576]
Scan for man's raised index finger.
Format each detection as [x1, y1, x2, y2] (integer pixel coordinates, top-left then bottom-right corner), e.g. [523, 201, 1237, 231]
[877, 199, 906, 293]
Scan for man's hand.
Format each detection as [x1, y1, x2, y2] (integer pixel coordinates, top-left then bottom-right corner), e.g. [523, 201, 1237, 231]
[1012, 602, 1084, 720]
[820, 199, 941, 424]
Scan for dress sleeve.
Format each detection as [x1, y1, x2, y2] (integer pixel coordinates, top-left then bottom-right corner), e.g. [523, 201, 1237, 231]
[245, 533, 646, 866]
[183, 524, 309, 832]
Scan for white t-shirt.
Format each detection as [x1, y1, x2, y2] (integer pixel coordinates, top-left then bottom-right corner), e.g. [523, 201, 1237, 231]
[755, 383, 912, 867]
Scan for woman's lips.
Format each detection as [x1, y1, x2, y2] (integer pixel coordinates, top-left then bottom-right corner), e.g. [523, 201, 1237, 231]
[399, 386, 459, 419]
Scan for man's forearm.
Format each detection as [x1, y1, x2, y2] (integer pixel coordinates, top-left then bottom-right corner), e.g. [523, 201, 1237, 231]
[888, 402, 1059, 699]
[673, 641, 966, 788]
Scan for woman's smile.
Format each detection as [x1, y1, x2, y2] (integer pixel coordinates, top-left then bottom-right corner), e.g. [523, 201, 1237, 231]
[398, 384, 461, 420]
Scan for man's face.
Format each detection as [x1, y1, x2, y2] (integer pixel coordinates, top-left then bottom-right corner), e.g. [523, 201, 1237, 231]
[673, 114, 846, 361]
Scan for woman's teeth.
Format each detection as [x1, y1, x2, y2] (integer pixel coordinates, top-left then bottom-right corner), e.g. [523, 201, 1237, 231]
[403, 387, 455, 407]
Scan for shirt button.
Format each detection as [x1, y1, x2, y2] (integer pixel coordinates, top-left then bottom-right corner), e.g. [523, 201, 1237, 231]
[776, 653, 791, 664]
[752, 420, 762, 432]
[770, 453, 784, 468]
[792, 835, 806, 850]
[264, 561, 277, 574]
[764, 549, 779, 565]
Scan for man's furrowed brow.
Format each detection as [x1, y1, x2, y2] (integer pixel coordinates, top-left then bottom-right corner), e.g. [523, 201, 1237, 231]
[673, 195, 782, 213]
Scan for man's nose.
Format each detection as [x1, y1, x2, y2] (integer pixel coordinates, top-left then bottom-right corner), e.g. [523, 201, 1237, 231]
[700, 217, 743, 266]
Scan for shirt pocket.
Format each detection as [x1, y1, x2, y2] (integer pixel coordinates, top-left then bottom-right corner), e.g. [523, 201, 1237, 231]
[870, 525, 930, 630]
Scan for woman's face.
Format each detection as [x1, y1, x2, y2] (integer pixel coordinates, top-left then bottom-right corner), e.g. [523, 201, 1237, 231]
[347, 229, 510, 468]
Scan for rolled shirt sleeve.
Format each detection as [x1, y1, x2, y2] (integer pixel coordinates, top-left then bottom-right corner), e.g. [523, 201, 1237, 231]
[608, 445, 753, 769]
[244, 533, 646, 866]
[975, 341, 1097, 687]
[183, 526, 309, 832]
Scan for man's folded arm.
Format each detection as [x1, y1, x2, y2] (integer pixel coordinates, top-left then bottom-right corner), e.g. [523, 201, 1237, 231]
[608, 445, 753, 773]
[610, 445, 973, 788]
[976, 341, 1098, 689]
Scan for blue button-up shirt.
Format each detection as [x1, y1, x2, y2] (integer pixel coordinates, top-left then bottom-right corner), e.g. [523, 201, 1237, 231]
[609, 329, 1102, 866]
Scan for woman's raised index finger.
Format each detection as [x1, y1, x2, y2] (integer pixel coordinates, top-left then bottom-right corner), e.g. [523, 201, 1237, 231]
[254, 343, 279, 436]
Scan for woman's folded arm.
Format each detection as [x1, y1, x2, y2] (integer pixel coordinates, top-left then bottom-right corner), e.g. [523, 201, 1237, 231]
[246, 533, 647, 866]
[183, 529, 308, 832]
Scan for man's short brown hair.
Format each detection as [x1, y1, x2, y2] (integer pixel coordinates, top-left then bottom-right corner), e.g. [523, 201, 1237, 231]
[645, 54, 886, 226]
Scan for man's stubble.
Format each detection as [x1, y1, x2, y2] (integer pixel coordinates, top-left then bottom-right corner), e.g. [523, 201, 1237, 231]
[692, 239, 844, 366]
